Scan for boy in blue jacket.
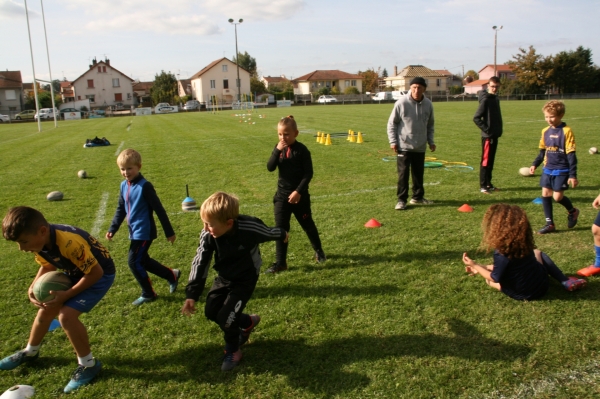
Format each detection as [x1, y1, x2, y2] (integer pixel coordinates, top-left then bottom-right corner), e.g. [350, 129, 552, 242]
[107, 149, 179, 305]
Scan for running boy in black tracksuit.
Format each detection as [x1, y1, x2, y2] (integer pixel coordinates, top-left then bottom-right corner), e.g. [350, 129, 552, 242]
[181, 192, 288, 371]
[473, 76, 503, 194]
[266, 115, 326, 273]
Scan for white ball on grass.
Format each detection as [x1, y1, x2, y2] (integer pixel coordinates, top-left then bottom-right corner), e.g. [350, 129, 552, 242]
[77, 170, 87, 178]
[519, 167, 533, 177]
[589, 147, 597, 155]
[47, 191, 64, 201]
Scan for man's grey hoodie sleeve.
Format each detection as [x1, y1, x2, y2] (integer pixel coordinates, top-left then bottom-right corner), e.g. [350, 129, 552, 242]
[387, 101, 401, 146]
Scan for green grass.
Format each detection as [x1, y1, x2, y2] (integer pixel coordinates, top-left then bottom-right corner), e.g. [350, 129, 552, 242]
[1, 100, 600, 398]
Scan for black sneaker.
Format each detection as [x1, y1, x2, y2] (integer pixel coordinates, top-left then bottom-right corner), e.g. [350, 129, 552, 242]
[265, 262, 287, 274]
[221, 350, 242, 371]
[239, 314, 261, 346]
[538, 224, 556, 234]
[568, 208, 580, 229]
[315, 249, 327, 263]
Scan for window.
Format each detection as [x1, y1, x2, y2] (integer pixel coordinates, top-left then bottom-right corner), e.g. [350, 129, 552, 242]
[87, 79, 94, 88]
[210, 80, 216, 89]
[115, 93, 122, 101]
[112, 78, 120, 87]
[345, 80, 350, 86]
[86, 94, 95, 103]
[5, 90, 16, 100]
[436, 79, 441, 87]
[222, 65, 228, 72]
[127, 93, 132, 100]
[223, 79, 229, 89]
[351, 80, 357, 86]
[98, 67, 102, 73]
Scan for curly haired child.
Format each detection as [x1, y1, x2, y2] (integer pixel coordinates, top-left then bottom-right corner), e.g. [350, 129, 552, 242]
[462, 203, 585, 300]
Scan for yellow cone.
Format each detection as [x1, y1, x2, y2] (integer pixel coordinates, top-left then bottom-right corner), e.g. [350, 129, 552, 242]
[319, 133, 326, 144]
[350, 131, 356, 143]
[357, 132, 363, 144]
[347, 129, 352, 141]
[325, 134, 332, 146]
[316, 132, 321, 142]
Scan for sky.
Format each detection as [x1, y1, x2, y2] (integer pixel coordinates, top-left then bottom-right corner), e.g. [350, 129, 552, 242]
[1, 0, 599, 84]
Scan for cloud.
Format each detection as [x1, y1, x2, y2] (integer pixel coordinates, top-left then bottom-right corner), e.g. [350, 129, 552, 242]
[0, 0, 38, 19]
[57, 0, 306, 36]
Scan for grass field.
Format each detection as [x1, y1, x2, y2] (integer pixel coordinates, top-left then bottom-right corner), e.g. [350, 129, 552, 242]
[1, 100, 600, 398]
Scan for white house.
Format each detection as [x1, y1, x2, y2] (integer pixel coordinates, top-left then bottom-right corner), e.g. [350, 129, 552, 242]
[291, 70, 363, 95]
[189, 57, 251, 103]
[71, 58, 134, 108]
[385, 65, 447, 94]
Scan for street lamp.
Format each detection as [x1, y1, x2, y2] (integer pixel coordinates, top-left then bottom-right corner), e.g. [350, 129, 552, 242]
[228, 18, 243, 102]
[492, 25, 503, 77]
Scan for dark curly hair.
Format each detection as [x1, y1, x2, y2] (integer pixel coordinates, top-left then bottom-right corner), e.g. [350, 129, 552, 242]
[481, 204, 535, 258]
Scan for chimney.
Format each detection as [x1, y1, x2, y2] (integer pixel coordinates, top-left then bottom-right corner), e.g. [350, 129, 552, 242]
[394, 66, 397, 76]
[105, 58, 110, 66]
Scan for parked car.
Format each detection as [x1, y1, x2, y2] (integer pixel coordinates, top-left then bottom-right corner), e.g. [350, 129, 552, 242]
[183, 100, 200, 111]
[34, 108, 58, 120]
[317, 95, 337, 103]
[60, 108, 80, 116]
[0, 114, 10, 123]
[111, 102, 124, 111]
[15, 110, 36, 120]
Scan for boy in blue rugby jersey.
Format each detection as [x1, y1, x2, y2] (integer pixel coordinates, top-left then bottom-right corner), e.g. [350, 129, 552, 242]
[529, 100, 579, 234]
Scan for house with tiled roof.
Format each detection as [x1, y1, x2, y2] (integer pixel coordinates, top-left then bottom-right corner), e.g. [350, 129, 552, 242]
[60, 80, 74, 103]
[291, 70, 363, 95]
[261, 75, 290, 90]
[385, 65, 447, 94]
[133, 81, 153, 107]
[464, 64, 515, 94]
[189, 57, 251, 103]
[177, 79, 192, 98]
[0, 71, 24, 113]
[71, 58, 134, 108]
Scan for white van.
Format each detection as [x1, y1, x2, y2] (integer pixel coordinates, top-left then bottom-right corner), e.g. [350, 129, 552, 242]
[34, 108, 58, 120]
[392, 90, 409, 100]
[372, 92, 393, 101]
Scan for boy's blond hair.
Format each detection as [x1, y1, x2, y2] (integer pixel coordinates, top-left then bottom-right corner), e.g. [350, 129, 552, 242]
[200, 192, 239, 223]
[542, 100, 565, 117]
[117, 149, 142, 167]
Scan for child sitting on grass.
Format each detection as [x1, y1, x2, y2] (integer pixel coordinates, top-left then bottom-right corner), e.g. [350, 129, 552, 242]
[181, 192, 288, 371]
[462, 204, 586, 300]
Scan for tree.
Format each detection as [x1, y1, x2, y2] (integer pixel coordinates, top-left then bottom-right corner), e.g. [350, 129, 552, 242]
[250, 77, 266, 94]
[344, 86, 360, 95]
[41, 79, 61, 94]
[507, 46, 550, 94]
[150, 71, 177, 105]
[464, 70, 479, 81]
[548, 46, 597, 94]
[25, 91, 56, 109]
[358, 68, 380, 93]
[233, 51, 257, 78]
[382, 68, 388, 78]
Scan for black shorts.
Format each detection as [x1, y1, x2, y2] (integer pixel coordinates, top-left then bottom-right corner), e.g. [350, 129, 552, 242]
[540, 174, 569, 192]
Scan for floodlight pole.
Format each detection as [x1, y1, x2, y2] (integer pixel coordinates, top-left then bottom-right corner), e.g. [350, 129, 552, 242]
[493, 25, 503, 77]
[40, 0, 57, 127]
[228, 18, 243, 102]
[24, 0, 41, 132]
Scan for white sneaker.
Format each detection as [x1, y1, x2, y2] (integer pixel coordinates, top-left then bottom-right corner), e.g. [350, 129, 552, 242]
[395, 201, 407, 210]
[409, 198, 433, 205]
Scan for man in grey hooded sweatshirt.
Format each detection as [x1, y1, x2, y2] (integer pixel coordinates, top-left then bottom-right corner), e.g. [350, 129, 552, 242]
[387, 77, 436, 210]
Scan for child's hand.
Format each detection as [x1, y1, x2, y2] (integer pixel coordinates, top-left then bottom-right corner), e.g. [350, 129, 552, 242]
[529, 166, 536, 175]
[284, 232, 289, 243]
[28, 289, 44, 309]
[288, 191, 301, 204]
[181, 299, 196, 316]
[105, 232, 114, 241]
[43, 290, 67, 309]
[167, 235, 176, 244]
[568, 177, 578, 188]
[276, 141, 287, 151]
[592, 194, 600, 209]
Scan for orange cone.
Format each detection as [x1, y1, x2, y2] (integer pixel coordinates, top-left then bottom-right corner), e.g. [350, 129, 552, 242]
[357, 132, 363, 144]
[458, 204, 473, 212]
[325, 134, 332, 146]
[364, 218, 382, 228]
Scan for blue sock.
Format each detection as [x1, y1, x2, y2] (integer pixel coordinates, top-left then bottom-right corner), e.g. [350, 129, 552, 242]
[595, 245, 600, 267]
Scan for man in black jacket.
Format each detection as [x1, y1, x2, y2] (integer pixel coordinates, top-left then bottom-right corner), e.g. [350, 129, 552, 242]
[473, 76, 503, 193]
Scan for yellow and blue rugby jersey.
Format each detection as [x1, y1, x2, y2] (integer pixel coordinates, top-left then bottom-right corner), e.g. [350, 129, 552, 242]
[34, 224, 116, 279]
[538, 123, 576, 171]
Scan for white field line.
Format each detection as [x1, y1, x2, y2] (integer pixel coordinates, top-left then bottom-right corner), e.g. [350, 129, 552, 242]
[91, 192, 109, 237]
[115, 141, 125, 156]
[482, 360, 600, 399]
[167, 182, 441, 215]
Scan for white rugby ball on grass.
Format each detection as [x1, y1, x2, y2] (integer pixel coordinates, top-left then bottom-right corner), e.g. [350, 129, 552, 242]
[519, 167, 534, 177]
[589, 147, 597, 155]
[47, 191, 64, 201]
[0, 385, 35, 399]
